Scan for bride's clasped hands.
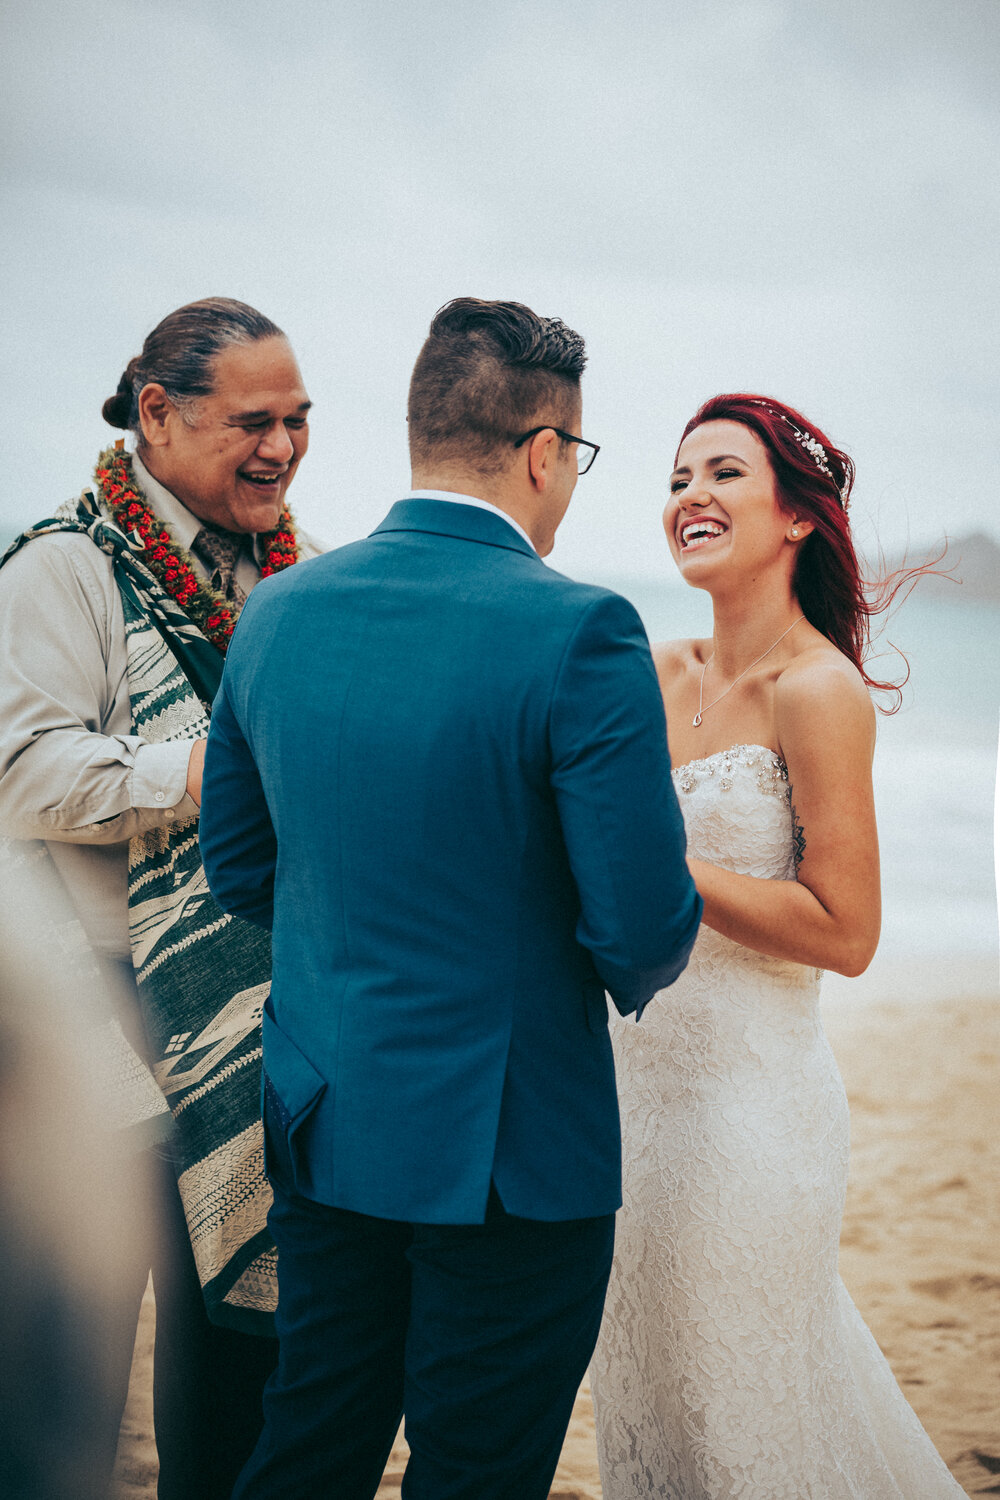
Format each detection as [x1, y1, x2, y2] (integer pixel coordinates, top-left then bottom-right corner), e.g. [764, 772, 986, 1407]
[590, 393, 965, 1499]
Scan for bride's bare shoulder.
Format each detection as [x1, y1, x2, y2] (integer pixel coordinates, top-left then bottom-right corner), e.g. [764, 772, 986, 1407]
[651, 637, 707, 685]
[778, 638, 869, 699]
[775, 641, 875, 750]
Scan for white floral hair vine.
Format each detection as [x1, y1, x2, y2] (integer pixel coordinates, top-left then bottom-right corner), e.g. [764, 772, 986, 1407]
[738, 397, 851, 509]
[780, 418, 850, 509]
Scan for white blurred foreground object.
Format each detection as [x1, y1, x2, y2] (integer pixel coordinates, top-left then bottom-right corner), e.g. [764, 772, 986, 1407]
[0, 844, 159, 1500]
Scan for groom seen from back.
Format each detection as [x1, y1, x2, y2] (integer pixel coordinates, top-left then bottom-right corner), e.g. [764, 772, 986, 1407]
[199, 298, 702, 1499]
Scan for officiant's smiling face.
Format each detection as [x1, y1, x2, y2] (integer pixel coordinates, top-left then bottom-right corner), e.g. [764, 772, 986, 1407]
[665, 420, 799, 588]
[138, 336, 311, 534]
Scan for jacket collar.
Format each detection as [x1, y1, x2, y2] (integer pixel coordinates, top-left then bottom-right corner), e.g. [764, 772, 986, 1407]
[370, 498, 540, 561]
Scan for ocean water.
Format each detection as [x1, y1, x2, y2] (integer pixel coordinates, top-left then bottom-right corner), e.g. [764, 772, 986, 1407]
[587, 575, 999, 995]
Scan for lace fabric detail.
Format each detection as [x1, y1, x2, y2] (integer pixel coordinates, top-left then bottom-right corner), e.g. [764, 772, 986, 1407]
[590, 747, 964, 1498]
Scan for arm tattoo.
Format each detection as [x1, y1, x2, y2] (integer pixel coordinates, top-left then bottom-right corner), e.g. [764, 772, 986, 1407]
[790, 801, 807, 869]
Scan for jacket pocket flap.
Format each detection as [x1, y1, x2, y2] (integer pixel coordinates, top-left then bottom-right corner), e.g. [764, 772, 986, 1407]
[262, 1002, 327, 1121]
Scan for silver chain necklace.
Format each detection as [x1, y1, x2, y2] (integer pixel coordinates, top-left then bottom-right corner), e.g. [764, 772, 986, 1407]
[693, 616, 804, 727]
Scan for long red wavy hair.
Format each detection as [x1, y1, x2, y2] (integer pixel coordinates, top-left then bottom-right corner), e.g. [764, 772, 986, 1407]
[677, 393, 935, 712]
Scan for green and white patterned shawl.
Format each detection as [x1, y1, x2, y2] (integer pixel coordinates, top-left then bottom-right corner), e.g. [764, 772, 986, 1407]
[2, 491, 277, 1335]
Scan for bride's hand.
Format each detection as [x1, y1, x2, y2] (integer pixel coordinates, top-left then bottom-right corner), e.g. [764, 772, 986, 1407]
[687, 654, 879, 977]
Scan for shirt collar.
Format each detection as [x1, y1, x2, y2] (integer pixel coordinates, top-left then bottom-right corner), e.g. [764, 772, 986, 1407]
[131, 451, 261, 565]
[130, 451, 205, 552]
[405, 489, 537, 553]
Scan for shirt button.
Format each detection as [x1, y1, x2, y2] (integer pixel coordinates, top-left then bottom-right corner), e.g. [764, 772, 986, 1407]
[154, 791, 165, 803]
[164, 809, 175, 820]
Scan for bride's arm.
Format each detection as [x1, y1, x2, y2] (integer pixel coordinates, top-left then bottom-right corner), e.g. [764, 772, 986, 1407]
[686, 656, 880, 977]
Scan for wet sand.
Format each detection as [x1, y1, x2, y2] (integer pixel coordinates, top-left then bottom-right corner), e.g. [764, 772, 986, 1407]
[113, 992, 999, 1498]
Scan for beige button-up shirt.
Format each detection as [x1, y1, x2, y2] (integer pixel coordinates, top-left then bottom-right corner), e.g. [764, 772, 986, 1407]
[0, 453, 321, 959]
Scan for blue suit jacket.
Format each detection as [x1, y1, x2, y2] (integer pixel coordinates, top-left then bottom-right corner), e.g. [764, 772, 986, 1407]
[200, 500, 701, 1223]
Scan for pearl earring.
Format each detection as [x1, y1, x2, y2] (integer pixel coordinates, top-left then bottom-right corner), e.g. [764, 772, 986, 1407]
[791, 527, 799, 538]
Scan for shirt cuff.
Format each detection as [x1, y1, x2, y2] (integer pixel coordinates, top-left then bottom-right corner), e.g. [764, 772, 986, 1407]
[130, 740, 199, 823]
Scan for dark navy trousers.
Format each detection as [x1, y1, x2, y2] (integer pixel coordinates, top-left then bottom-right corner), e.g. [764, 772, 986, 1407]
[232, 1088, 615, 1500]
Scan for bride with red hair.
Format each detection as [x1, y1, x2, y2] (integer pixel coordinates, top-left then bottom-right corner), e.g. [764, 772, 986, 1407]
[590, 394, 963, 1497]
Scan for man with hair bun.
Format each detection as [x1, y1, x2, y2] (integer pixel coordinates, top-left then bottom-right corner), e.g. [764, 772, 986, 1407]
[200, 296, 702, 1498]
[0, 297, 321, 1498]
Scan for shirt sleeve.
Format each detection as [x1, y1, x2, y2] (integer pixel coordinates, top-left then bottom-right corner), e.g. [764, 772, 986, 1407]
[0, 533, 199, 843]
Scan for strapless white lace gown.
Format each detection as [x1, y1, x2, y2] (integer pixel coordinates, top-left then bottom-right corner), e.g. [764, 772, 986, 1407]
[590, 745, 964, 1499]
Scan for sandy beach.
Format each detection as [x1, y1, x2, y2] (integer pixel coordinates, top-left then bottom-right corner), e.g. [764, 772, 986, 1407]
[113, 990, 999, 1498]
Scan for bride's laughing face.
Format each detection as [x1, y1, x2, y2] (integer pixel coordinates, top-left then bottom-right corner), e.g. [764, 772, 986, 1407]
[664, 420, 798, 588]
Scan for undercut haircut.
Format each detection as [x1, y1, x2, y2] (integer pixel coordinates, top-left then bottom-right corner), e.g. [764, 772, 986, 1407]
[407, 298, 587, 475]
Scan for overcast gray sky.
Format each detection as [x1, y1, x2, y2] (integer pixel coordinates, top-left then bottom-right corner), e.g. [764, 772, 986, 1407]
[2, 0, 998, 585]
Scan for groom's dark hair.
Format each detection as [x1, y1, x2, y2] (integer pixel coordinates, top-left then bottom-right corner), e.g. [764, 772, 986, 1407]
[408, 298, 587, 476]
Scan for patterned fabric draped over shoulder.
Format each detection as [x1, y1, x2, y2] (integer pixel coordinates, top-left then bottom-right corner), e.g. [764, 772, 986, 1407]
[1, 487, 278, 1334]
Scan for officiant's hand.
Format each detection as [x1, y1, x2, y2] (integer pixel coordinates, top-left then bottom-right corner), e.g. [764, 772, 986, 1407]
[186, 739, 207, 806]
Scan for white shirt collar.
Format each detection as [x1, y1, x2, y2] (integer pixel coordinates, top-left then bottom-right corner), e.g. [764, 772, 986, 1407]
[405, 489, 536, 553]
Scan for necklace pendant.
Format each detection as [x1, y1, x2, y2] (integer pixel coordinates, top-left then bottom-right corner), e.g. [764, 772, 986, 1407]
[692, 712, 703, 727]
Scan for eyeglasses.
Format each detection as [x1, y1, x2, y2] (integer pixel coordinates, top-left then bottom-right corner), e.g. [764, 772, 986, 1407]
[512, 426, 601, 475]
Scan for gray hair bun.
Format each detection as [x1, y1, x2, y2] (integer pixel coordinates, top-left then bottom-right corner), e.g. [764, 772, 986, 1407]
[102, 360, 140, 430]
[99, 299, 284, 440]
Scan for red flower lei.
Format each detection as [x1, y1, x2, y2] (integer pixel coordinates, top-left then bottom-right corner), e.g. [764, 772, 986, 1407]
[94, 442, 300, 654]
